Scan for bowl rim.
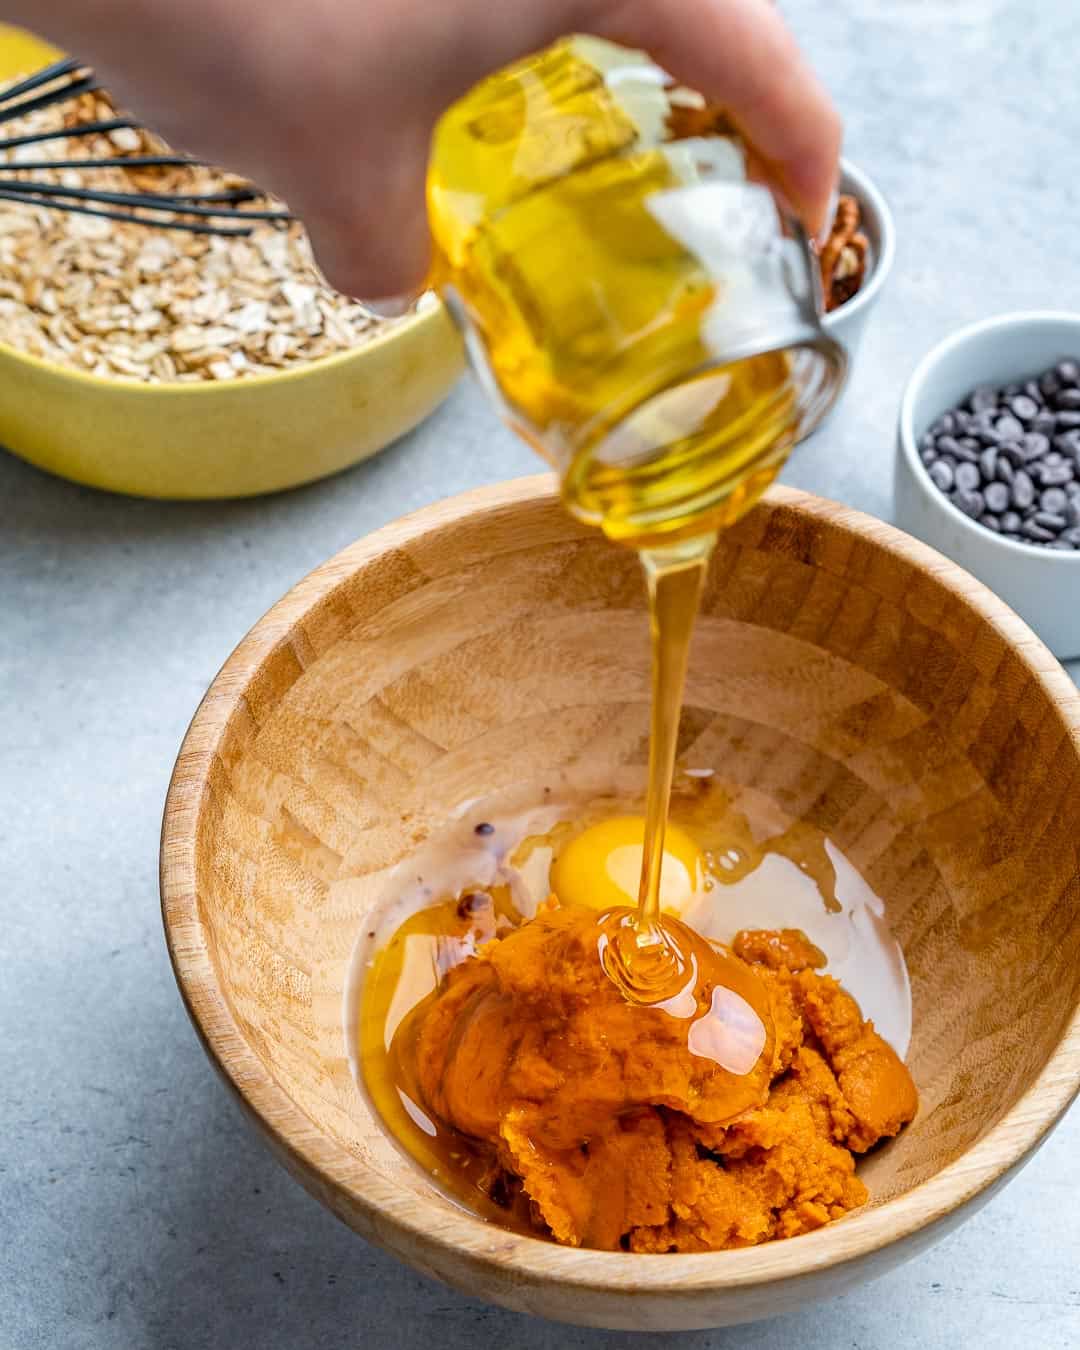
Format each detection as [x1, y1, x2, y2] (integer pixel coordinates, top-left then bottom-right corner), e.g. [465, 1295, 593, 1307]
[898, 309, 1080, 564]
[0, 290, 449, 393]
[161, 476, 1080, 1298]
[827, 157, 896, 328]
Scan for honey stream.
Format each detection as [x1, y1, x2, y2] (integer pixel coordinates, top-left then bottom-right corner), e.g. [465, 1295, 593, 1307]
[425, 37, 810, 997]
[602, 536, 715, 1001]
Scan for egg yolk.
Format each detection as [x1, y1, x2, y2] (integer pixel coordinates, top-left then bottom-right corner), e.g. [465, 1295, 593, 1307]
[550, 815, 703, 914]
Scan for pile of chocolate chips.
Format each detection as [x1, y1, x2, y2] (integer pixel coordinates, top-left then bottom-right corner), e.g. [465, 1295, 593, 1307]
[919, 359, 1080, 548]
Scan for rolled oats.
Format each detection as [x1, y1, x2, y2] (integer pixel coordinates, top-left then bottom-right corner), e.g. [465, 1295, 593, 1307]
[0, 85, 398, 381]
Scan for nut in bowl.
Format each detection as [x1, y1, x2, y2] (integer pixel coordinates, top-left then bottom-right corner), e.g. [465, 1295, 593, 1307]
[817, 159, 895, 365]
[162, 479, 1080, 1330]
[895, 311, 1080, 660]
[0, 29, 463, 498]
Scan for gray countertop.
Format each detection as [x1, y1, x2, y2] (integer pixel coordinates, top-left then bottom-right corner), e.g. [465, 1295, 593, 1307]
[3, 2, 1079, 1347]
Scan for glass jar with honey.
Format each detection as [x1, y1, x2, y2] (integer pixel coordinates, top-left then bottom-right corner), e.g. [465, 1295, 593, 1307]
[427, 35, 847, 548]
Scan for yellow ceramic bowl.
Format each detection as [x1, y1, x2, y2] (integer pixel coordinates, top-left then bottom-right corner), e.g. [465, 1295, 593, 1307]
[0, 26, 464, 498]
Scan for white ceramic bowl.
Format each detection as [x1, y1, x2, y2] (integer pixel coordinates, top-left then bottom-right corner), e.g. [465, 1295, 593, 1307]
[894, 312, 1080, 661]
[821, 159, 895, 361]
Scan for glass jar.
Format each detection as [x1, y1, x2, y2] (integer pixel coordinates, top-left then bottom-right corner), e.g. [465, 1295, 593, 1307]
[428, 36, 847, 545]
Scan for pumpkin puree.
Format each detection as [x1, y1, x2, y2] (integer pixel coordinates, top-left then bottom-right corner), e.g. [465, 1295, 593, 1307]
[400, 902, 918, 1251]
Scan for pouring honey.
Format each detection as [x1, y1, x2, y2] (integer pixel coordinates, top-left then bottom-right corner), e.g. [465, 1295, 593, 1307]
[350, 36, 890, 1253]
[426, 35, 846, 998]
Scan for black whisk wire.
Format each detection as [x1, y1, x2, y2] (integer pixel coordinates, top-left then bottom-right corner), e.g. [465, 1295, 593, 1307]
[0, 60, 293, 236]
[0, 119, 142, 153]
[0, 177, 293, 222]
[0, 187, 257, 237]
[0, 57, 81, 106]
[0, 153, 199, 172]
[0, 70, 99, 130]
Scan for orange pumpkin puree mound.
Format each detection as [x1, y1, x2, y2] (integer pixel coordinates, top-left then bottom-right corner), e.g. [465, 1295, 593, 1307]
[404, 902, 918, 1252]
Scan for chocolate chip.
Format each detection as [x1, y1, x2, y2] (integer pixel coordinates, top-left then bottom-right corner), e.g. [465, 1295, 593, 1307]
[1034, 509, 1066, 528]
[997, 442, 1024, 470]
[1032, 410, 1058, 436]
[1022, 520, 1055, 542]
[1067, 501, 1080, 528]
[928, 460, 954, 492]
[930, 412, 956, 436]
[1055, 411, 1080, 429]
[1011, 471, 1036, 509]
[978, 513, 1001, 531]
[1054, 430, 1080, 456]
[1041, 487, 1068, 513]
[979, 447, 998, 481]
[1055, 359, 1080, 385]
[955, 461, 980, 492]
[1055, 389, 1080, 410]
[984, 481, 1009, 513]
[1040, 463, 1074, 487]
[996, 456, 1016, 485]
[1040, 371, 1062, 398]
[456, 890, 493, 918]
[1010, 395, 1039, 422]
[970, 385, 998, 413]
[486, 1170, 514, 1209]
[1021, 431, 1051, 460]
[1064, 526, 1080, 546]
[995, 415, 1025, 441]
[1001, 510, 1022, 532]
[1023, 380, 1045, 404]
[954, 488, 985, 519]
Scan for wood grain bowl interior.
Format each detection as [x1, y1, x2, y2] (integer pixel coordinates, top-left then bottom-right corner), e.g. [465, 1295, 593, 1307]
[161, 478, 1080, 1330]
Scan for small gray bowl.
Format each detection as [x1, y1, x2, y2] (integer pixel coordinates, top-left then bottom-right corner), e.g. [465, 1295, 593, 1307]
[894, 311, 1080, 661]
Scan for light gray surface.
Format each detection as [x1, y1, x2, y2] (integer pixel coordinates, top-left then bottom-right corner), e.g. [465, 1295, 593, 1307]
[2, 2, 1080, 1347]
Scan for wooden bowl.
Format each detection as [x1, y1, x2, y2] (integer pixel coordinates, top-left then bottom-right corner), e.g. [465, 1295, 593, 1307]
[161, 478, 1080, 1330]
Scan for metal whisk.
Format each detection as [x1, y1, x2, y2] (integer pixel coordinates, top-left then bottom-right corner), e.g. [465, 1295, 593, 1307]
[0, 58, 292, 237]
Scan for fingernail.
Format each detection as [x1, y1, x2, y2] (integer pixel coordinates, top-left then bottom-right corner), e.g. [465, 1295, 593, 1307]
[365, 295, 414, 319]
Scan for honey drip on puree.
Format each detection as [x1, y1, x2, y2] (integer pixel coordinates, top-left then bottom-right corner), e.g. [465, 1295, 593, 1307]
[599, 536, 715, 1003]
[427, 39, 804, 999]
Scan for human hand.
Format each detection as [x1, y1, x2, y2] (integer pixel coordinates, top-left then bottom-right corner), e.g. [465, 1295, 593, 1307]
[18, 0, 840, 300]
